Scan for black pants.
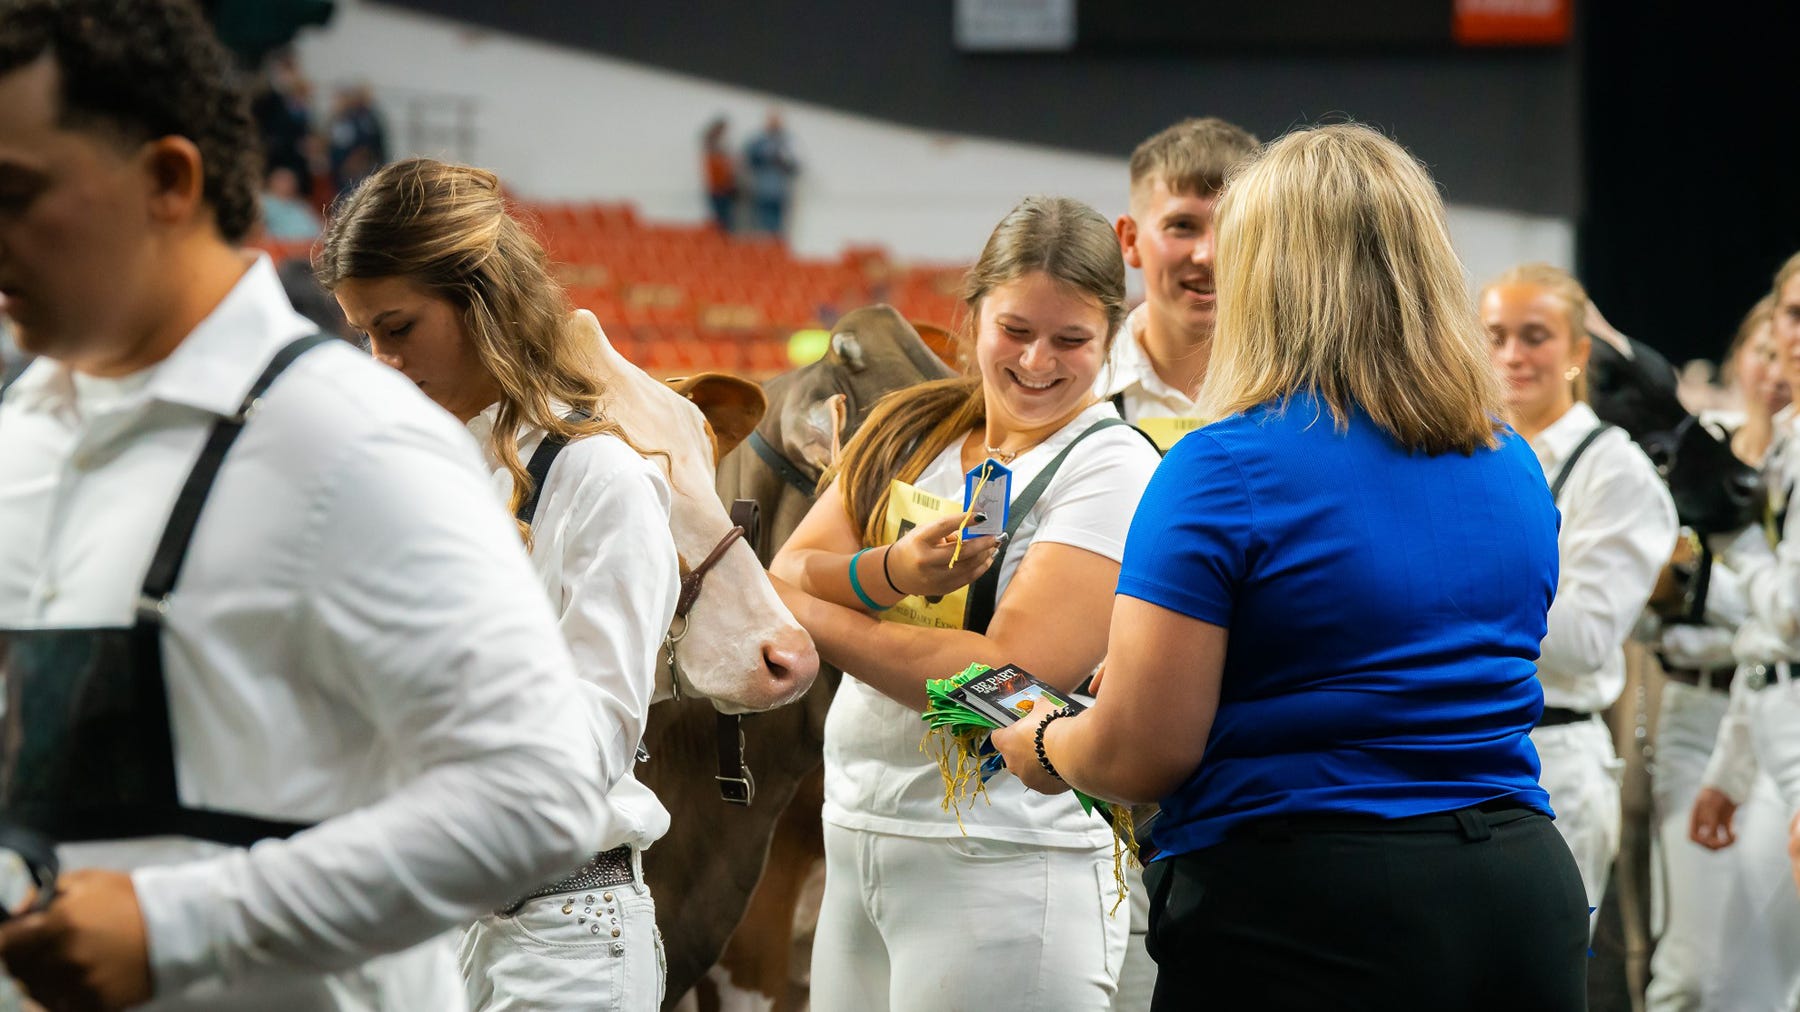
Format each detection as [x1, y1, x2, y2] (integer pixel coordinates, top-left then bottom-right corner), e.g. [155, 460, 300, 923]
[1144, 805, 1589, 1011]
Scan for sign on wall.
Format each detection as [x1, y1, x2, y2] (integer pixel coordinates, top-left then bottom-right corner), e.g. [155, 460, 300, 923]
[954, 0, 1076, 52]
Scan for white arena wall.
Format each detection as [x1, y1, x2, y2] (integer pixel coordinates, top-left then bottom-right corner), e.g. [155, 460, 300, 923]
[296, 0, 1573, 286]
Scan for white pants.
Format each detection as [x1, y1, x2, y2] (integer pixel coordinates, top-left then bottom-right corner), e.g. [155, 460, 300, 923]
[1531, 718, 1624, 923]
[813, 823, 1127, 1012]
[1747, 678, 1800, 807]
[1647, 680, 1749, 1011]
[458, 853, 664, 1012]
[1710, 679, 1800, 1011]
[1110, 864, 1153, 1012]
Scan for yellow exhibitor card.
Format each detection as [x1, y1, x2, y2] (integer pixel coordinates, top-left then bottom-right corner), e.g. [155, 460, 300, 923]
[1136, 416, 1208, 452]
[880, 479, 969, 630]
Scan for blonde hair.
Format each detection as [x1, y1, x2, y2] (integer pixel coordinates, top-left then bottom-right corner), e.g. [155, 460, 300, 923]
[1129, 117, 1261, 200]
[316, 158, 631, 543]
[824, 195, 1125, 545]
[1199, 123, 1504, 455]
[1774, 250, 1800, 303]
[1481, 262, 1593, 403]
[1720, 294, 1776, 388]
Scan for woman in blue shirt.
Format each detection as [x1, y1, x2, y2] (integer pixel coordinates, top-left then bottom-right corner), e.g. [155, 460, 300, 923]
[993, 123, 1590, 1010]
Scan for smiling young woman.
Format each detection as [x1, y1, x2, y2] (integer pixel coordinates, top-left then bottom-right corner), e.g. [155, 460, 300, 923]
[768, 195, 1161, 1011]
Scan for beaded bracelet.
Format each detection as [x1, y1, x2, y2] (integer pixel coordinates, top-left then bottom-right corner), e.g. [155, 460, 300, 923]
[848, 547, 889, 611]
[1034, 706, 1074, 781]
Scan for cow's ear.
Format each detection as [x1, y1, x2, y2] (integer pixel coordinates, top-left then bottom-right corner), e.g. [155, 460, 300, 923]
[667, 373, 767, 463]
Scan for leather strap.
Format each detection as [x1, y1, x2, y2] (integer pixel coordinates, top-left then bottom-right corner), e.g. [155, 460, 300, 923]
[1536, 705, 1593, 727]
[139, 335, 331, 610]
[712, 498, 761, 805]
[678, 524, 746, 618]
[1550, 423, 1614, 504]
[747, 429, 815, 497]
[715, 711, 754, 806]
[515, 409, 592, 524]
[964, 417, 1154, 635]
[7, 804, 312, 850]
[1660, 665, 1736, 693]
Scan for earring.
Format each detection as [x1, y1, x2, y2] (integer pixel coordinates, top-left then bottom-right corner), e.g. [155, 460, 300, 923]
[1564, 366, 1582, 381]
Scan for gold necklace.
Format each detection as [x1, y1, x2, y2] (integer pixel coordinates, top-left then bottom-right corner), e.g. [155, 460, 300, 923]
[984, 444, 1021, 464]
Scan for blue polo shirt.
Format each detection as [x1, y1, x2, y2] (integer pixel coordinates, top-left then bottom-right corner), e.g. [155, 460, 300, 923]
[1116, 391, 1557, 857]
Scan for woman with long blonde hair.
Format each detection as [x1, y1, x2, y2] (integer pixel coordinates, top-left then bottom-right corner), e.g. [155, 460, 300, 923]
[992, 124, 1591, 1009]
[317, 158, 679, 1012]
[770, 195, 1162, 1010]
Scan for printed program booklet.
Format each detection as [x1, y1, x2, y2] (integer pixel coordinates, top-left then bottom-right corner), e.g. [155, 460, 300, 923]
[949, 663, 1085, 728]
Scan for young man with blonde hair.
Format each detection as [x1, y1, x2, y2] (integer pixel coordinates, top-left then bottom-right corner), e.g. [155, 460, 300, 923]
[1097, 117, 1257, 1012]
[1098, 117, 1259, 449]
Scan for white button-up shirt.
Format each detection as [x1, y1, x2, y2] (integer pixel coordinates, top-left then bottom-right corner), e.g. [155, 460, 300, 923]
[1094, 304, 1201, 422]
[0, 257, 605, 1008]
[1703, 408, 1800, 801]
[465, 402, 679, 852]
[1530, 401, 1679, 713]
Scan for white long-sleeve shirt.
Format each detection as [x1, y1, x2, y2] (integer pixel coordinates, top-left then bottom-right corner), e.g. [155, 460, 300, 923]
[1703, 409, 1800, 802]
[1530, 402, 1679, 713]
[465, 403, 678, 852]
[0, 257, 606, 1007]
[1719, 407, 1800, 645]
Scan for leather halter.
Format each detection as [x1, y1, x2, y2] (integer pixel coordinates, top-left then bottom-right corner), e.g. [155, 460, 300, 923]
[662, 499, 761, 805]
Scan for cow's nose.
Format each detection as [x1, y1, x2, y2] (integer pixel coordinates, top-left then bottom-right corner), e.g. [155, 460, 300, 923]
[761, 628, 819, 696]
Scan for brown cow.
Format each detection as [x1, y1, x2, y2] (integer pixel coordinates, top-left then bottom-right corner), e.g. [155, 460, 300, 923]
[644, 305, 957, 1009]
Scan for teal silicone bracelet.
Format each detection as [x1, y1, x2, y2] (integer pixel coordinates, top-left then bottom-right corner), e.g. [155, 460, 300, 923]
[848, 546, 889, 611]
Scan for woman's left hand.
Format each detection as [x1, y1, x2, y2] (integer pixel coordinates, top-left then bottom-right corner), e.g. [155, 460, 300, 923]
[991, 710, 1072, 795]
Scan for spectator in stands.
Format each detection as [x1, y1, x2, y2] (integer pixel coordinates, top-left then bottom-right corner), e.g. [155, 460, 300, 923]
[328, 83, 387, 192]
[319, 157, 679, 1012]
[251, 49, 316, 195]
[1099, 117, 1259, 448]
[744, 110, 799, 236]
[993, 123, 1590, 1011]
[703, 116, 739, 232]
[770, 195, 1160, 1010]
[257, 166, 323, 240]
[1482, 263, 1678, 935]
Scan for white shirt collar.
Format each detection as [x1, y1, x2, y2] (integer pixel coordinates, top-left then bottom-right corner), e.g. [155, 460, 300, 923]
[1529, 400, 1605, 470]
[465, 398, 573, 467]
[4, 255, 312, 419]
[1096, 303, 1201, 414]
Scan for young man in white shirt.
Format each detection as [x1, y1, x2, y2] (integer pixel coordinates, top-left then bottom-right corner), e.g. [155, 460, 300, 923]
[1090, 117, 1258, 1012]
[1097, 117, 1259, 449]
[0, 3, 606, 1009]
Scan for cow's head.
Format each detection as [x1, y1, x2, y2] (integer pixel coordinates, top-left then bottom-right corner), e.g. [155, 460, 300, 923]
[1588, 329, 1764, 534]
[575, 310, 818, 712]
